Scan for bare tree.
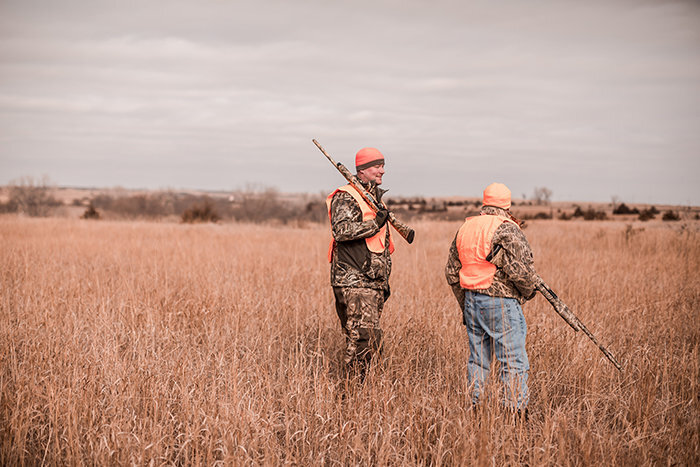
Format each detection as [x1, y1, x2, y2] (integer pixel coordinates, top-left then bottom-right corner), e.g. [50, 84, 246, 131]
[233, 185, 292, 223]
[611, 195, 620, 210]
[532, 187, 553, 206]
[7, 175, 59, 216]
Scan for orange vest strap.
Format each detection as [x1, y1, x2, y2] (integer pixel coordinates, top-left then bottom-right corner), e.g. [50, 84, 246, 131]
[326, 184, 394, 262]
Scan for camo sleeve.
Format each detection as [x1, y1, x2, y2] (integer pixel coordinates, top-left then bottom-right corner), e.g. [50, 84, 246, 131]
[330, 191, 381, 242]
[491, 223, 539, 300]
[445, 234, 461, 286]
[445, 234, 466, 312]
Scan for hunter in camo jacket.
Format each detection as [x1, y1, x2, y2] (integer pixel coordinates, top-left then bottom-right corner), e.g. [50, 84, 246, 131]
[327, 147, 393, 370]
[445, 205, 539, 309]
[445, 183, 541, 412]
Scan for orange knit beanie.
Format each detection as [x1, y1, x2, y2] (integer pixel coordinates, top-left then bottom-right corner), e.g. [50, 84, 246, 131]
[355, 147, 384, 171]
[483, 183, 511, 209]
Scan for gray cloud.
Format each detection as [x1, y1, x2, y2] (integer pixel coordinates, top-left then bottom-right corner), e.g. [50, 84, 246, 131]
[1, 0, 699, 204]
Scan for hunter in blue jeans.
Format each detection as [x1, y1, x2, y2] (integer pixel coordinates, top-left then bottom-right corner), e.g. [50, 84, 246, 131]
[446, 183, 540, 413]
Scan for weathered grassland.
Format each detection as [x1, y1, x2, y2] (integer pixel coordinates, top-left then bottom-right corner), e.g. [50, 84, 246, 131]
[1, 217, 698, 465]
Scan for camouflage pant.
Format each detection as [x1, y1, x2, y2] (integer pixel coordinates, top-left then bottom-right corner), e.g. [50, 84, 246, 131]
[333, 287, 385, 365]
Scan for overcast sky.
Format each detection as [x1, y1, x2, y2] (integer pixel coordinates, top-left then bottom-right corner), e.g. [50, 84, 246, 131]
[1, 0, 699, 204]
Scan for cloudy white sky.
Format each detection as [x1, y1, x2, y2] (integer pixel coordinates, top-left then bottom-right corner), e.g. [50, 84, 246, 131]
[1, 0, 699, 204]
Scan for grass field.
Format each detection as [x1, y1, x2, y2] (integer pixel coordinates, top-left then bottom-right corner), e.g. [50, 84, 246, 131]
[1, 216, 698, 465]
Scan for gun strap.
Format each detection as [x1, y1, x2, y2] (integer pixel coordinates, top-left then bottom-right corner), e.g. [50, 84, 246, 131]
[485, 244, 502, 263]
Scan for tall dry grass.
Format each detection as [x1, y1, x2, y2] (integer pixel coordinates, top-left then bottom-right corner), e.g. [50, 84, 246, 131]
[1, 216, 698, 465]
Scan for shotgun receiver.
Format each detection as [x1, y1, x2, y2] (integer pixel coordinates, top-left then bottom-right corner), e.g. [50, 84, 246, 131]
[536, 281, 622, 371]
[313, 139, 415, 244]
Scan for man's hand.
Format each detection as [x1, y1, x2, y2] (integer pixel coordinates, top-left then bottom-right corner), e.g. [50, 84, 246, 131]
[375, 208, 389, 228]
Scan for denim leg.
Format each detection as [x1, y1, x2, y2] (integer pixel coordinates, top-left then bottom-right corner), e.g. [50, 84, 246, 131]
[465, 291, 529, 410]
[464, 291, 492, 405]
[492, 297, 529, 410]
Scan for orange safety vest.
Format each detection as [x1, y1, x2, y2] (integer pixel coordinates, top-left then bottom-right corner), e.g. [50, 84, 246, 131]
[326, 184, 395, 262]
[456, 214, 518, 289]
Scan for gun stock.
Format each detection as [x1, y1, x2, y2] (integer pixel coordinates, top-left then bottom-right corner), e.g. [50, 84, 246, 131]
[313, 139, 415, 244]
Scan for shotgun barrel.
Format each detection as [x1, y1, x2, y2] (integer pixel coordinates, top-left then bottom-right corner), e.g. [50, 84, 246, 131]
[536, 282, 622, 372]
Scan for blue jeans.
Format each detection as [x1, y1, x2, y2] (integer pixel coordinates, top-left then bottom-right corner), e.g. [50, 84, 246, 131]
[463, 290, 529, 409]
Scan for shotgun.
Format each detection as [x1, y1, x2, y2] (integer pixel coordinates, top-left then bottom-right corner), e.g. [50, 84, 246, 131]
[536, 281, 622, 371]
[313, 139, 415, 244]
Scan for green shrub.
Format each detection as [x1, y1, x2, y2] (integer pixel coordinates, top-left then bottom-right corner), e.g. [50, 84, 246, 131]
[80, 203, 101, 220]
[574, 206, 608, 221]
[613, 203, 640, 215]
[638, 209, 657, 221]
[662, 210, 680, 222]
[181, 200, 220, 223]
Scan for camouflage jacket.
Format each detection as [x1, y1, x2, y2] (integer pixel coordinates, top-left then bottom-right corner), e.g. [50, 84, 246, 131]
[329, 180, 392, 290]
[445, 206, 540, 306]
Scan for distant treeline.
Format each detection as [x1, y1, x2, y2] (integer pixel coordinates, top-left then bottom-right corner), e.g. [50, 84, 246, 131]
[0, 177, 694, 224]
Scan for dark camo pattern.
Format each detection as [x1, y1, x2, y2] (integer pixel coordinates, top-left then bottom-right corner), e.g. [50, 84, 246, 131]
[329, 180, 392, 290]
[333, 287, 384, 364]
[445, 206, 540, 309]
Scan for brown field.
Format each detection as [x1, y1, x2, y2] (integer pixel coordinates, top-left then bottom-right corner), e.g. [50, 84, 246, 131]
[1, 216, 698, 465]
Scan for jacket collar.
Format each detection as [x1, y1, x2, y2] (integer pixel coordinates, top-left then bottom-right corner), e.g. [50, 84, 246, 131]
[481, 205, 510, 219]
[356, 178, 386, 202]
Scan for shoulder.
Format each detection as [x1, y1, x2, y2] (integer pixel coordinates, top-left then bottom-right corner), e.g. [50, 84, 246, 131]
[493, 221, 528, 244]
[331, 189, 356, 205]
[330, 190, 361, 218]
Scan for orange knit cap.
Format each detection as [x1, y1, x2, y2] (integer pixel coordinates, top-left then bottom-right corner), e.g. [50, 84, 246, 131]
[355, 147, 384, 171]
[483, 183, 511, 209]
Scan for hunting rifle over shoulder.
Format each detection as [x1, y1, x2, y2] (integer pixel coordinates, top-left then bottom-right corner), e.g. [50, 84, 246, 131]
[313, 139, 415, 244]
